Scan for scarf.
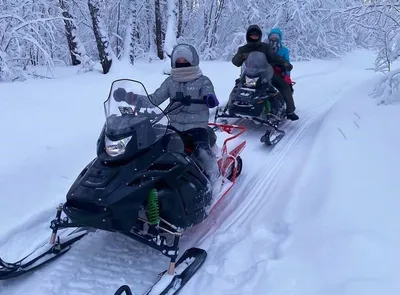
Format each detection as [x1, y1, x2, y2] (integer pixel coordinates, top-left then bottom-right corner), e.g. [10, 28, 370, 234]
[171, 66, 203, 82]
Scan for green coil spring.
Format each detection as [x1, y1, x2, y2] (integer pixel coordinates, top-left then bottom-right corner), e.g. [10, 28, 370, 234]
[263, 100, 271, 114]
[147, 188, 160, 225]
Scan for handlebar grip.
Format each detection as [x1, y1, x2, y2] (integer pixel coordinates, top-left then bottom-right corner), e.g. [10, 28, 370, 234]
[170, 98, 206, 105]
[189, 99, 207, 104]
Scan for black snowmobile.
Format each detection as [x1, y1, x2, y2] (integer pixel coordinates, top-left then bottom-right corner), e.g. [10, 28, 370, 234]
[214, 51, 287, 145]
[0, 79, 246, 295]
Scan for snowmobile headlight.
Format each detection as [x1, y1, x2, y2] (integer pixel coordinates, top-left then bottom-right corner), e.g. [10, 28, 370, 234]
[244, 76, 259, 87]
[105, 135, 132, 157]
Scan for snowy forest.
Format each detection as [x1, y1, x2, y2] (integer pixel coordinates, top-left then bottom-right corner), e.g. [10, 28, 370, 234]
[0, 0, 399, 100]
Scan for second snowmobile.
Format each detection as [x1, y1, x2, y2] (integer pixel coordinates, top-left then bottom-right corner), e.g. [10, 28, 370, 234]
[214, 51, 288, 145]
[0, 79, 247, 295]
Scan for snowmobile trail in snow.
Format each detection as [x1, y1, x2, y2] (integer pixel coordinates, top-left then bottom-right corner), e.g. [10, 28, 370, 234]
[1, 231, 169, 295]
[0, 52, 377, 295]
[178, 73, 369, 294]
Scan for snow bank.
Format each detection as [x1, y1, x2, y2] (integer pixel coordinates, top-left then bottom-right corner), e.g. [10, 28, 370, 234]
[263, 78, 400, 295]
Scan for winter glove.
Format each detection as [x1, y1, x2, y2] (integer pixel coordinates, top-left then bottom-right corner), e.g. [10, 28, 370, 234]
[203, 94, 219, 108]
[284, 61, 293, 72]
[112, 88, 140, 106]
[284, 75, 292, 85]
[113, 88, 127, 102]
[126, 92, 138, 105]
[273, 66, 282, 76]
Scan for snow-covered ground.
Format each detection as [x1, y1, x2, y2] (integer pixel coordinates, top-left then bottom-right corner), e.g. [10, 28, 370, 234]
[1, 50, 399, 295]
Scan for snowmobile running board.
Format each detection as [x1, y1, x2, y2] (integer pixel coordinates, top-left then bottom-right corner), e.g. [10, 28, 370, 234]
[0, 123, 247, 295]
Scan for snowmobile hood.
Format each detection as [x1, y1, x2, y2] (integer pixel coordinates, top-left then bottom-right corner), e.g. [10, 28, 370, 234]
[246, 25, 262, 43]
[268, 28, 283, 44]
[170, 44, 199, 68]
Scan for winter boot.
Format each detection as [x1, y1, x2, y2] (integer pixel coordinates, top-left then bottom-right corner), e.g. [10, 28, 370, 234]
[286, 111, 299, 121]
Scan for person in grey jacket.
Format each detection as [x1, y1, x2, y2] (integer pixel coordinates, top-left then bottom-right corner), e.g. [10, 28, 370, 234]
[114, 43, 221, 187]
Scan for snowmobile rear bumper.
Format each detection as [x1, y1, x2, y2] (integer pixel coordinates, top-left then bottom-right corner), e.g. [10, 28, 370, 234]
[215, 109, 280, 130]
[214, 109, 286, 146]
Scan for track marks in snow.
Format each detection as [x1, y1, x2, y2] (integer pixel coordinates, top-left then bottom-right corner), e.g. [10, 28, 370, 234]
[182, 113, 329, 294]
[183, 73, 364, 294]
[1, 231, 169, 295]
[336, 110, 364, 140]
[43, 232, 168, 295]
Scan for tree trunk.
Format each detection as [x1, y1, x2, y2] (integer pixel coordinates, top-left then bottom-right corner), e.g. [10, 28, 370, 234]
[154, 0, 163, 59]
[164, 0, 177, 57]
[146, 1, 156, 58]
[59, 0, 82, 65]
[88, 0, 112, 74]
[126, 0, 138, 64]
[177, 0, 183, 38]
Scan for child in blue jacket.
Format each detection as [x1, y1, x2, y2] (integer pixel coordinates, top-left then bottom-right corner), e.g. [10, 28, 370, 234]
[268, 28, 293, 91]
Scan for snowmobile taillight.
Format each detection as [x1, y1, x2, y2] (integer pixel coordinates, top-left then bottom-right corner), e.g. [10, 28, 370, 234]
[244, 76, 259, 87]
[105, 135, 132, 157]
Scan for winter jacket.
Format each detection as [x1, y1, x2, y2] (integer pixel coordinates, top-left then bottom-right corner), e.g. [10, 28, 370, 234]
[138, 44, 215, 132]
[142, 76, 214, 132]
[231, 25, 293, 72]
[268, 28, 291, 75]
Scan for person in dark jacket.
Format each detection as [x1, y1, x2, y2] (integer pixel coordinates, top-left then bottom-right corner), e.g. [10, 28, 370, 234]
[113, 44, 221, 188]
[232, 25, 299, 121]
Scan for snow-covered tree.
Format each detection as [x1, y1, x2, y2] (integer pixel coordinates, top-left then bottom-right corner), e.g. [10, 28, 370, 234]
[154, 0, 164, 59]
[58, 0, 94, 71]
[0, 0, 61, 80]
[123, 0, 139, 65]
[1, 0, 397, 83]
[163, 0, 178, 74]
[88, 0, 112, 74]
[372, 27, 400, 104]
[343, 1, 400, 104]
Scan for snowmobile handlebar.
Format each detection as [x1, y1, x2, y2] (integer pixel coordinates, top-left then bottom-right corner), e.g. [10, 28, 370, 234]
[170, 91, 207, 106]
[135, 93, 208, 126]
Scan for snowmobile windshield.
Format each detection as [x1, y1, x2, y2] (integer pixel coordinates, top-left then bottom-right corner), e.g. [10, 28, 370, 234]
[103, 79, 169, 151]
[242, 51, 274, 81]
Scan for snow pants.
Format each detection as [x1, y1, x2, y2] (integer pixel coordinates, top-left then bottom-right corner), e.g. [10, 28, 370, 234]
[271, 74, 296, 113]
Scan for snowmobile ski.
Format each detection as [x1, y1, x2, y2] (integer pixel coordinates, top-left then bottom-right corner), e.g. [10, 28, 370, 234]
[112, 248, 206, 295]
[114, 285, 133, 295]
[0, 227, 87, 280]
[142, 247, 207, 295]
[260, 128, 285, 146]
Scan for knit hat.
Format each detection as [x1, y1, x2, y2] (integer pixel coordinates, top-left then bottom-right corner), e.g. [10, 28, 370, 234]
[170, 44, 200, 68]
